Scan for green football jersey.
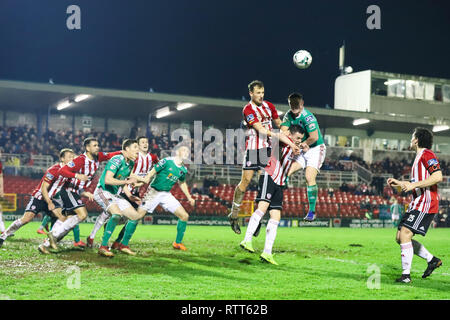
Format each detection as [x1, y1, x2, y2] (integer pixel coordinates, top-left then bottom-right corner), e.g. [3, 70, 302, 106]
[97, 154, 135, 195]
[281, 107, 324, 148]
[150, 157, 188, 192]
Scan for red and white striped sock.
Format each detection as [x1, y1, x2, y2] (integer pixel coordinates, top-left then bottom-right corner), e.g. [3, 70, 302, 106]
[400, 242, 413, 275]
[244, 209, 264, 242]
[263, 219, 279, 255]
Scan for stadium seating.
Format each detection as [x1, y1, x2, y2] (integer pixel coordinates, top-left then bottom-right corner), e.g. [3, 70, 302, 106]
[4, 176, 410, 219]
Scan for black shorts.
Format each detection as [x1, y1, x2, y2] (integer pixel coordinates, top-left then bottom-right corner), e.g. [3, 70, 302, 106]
[255, 172, 283, 210]
[24, 196, 62, 215]
[60, 188, 85, 214]
[243, 147, 271, 170]
[398, 210, 436, 236]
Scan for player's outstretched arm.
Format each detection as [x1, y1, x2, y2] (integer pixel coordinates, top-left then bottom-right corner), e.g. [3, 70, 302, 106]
[252, 122, 299, 154]
[141, 168, 157, 185]
[179, 181, 195, 207]
[104, 171, 136, 186]
[402, 171, 443, 192]
[40, 180, 55, 212]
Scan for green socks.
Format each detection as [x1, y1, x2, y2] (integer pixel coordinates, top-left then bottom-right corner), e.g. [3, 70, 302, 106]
[115, 225, 126, 244]
[40, 215, 52, 230]
[307, 185, 318, 212]
[101, 214, 121, 247]
[72, 225, 80, 242]
[175, 220, 187, 244]
[121, 220, 139, 246]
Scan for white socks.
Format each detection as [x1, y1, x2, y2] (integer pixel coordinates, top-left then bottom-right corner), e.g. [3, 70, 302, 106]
[263, 219, 279, 255]
[244, 209, 264, 242]
[0, 213, 5, 233]
[412, 239, 433, 263]
[400, 242, 414, 275]
[51, 215, 81, 241]
[89, 211, 111, 240]
[1, 219, 23, 240]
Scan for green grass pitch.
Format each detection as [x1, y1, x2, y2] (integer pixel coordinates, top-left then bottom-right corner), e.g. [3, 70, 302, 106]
[0, 222, 448, 300]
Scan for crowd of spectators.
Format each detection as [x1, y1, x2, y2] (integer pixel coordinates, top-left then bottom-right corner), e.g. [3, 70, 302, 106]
[0, 125, 449, 178]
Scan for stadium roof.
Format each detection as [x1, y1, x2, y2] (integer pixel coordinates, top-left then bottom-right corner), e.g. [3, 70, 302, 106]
[0, 79, 449, 137]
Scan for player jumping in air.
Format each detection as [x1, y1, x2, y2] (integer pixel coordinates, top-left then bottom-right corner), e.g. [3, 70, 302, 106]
[388, 127, 443, 283]
[86, 136, 158, 248]
[100, 145, 195, 257]
[1, 149, 75, 249]
[40, 138, 122, 253]
[281, 93, 326, 222]
[228, 80, 286, 234]
[240, 124, 304, 265]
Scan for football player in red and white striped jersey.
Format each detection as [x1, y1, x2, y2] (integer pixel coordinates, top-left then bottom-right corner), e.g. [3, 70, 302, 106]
[387, 127, 443, 282]
[86, 136, 158, 248]
[240, 124, 305, 265]
[0, 149, 75, 248]
[43, 138, 124, 251]
[229, 80, 296, 234]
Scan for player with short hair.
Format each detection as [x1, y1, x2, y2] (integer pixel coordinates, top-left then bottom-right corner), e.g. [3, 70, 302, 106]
[107, 145, 195, 256]
[41, 138, 122, 252]
[0, 149, 76, 249]
[35, 148, 85, 247]
[86, 135, 158, 248]
[240, 124, 304, 265]
[93, 139, 141, 257]
[281, 92, 326, 222]
[388, 127, 443, 283]
[228, 80, 296, 234]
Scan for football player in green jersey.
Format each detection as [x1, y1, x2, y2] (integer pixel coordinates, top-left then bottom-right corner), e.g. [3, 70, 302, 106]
[125, 145, 195, 252]
[281, 93, 326, 221]
[93, 139, 140, 257]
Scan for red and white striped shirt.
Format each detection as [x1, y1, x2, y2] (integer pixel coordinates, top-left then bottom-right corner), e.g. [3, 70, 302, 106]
[264, 139, 299, 186]
[32, 163, 62, 200]
[57, 151, 122, 194]
[133, 152, 159, 177]
[408, 149, 441, 214]
[126, 152, 159, 192]
[243, 100, 279, 150]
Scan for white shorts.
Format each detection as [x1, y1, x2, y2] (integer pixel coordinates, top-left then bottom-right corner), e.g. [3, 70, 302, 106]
[296, 144, 326, 172]
[139, 187, 182, 214]
[94, 187, 132, 212]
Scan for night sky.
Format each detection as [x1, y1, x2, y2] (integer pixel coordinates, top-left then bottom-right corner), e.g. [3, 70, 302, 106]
[1, 0, 449, 108]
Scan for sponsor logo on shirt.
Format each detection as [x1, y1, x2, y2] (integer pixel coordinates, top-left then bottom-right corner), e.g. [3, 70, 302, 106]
[305, 115, 314, 123]
[110, 164, 117, 170]
[45, 172, 54, 180]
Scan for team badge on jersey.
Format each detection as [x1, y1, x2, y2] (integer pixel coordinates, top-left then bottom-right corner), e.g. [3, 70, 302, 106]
[246, 114, 255, 123]
[68, 161, 75, 168]
[427, 159, 438, 166]
[305, 115, 314, 123]
[267, 193, 272, 199]
[308, 123, 316, 130]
